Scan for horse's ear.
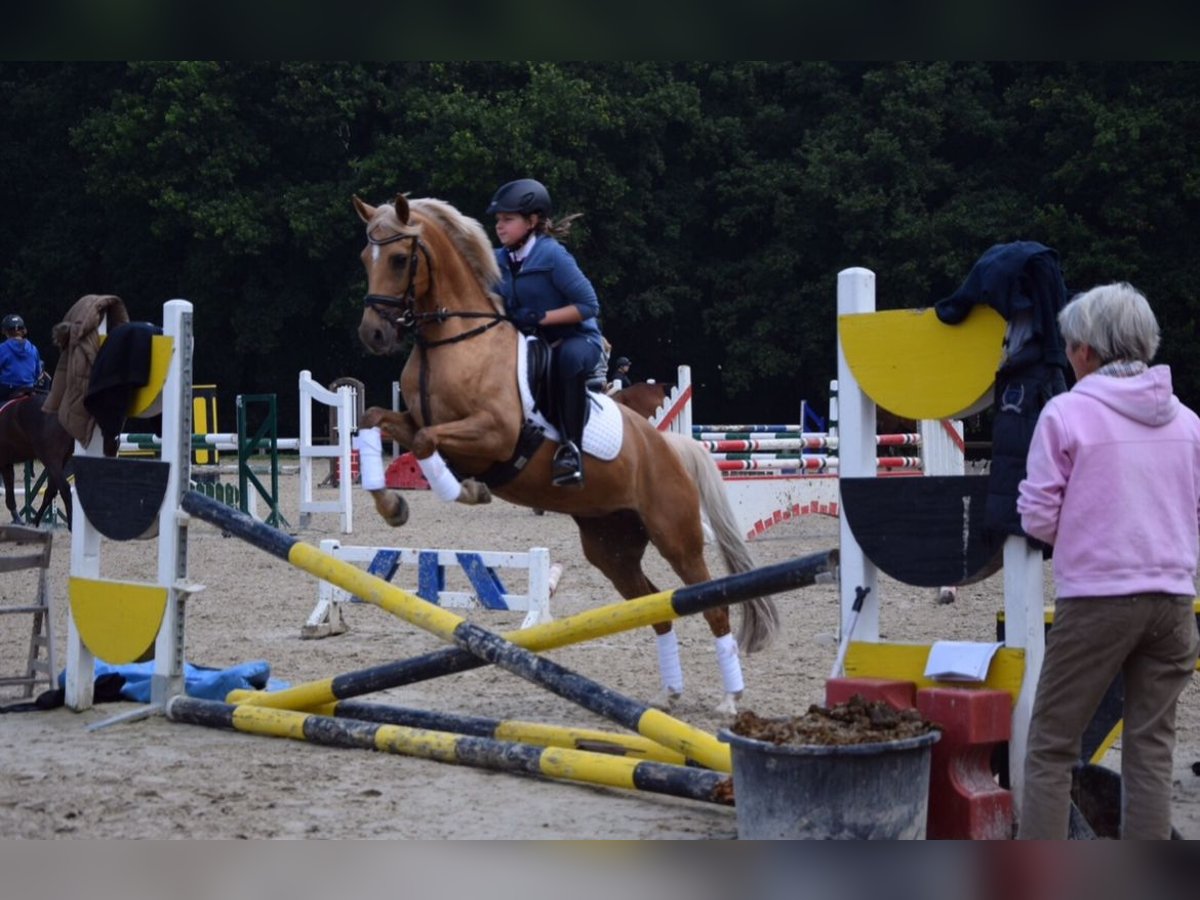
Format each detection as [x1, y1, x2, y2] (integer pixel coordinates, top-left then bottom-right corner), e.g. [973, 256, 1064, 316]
[352, 195, 376, 224]
[393, 194, 410, 224]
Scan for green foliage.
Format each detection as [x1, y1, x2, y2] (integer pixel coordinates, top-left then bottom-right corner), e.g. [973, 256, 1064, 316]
[2, 61, 1199, 429]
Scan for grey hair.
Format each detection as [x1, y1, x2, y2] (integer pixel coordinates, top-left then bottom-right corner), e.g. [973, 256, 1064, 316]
[1057, 282, 1161, 364]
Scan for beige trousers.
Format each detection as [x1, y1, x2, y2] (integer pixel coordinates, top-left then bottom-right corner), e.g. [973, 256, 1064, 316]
[1018, 594, 1198, 839]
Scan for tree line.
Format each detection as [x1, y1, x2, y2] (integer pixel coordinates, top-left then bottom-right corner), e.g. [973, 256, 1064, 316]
[2, 61, 1197, 433]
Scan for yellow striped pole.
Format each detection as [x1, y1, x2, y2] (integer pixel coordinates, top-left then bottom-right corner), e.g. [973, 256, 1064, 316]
[220, 696, 690, 765]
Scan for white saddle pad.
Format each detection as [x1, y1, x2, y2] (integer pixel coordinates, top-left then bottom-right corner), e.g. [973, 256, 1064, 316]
[516, 334, 623, 461]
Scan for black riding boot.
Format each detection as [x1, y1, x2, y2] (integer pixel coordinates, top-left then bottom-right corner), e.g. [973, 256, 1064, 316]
[552, 373, 588, 487]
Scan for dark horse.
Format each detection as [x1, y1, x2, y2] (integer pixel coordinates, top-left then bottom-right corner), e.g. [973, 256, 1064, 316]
[353, 194, 779, 714]
[612, 381, 673, 421]
[0, 391, 75, 528]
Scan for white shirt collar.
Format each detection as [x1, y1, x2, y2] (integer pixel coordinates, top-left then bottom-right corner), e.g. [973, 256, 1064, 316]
[509, 233, 537, 263]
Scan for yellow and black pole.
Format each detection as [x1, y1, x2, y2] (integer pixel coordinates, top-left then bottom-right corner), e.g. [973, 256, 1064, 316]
[166, 697, 732, 805]
[326, 701, 692, 765]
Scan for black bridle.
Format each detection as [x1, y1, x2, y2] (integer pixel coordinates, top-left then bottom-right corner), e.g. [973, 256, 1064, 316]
[362, 228, 507, 350]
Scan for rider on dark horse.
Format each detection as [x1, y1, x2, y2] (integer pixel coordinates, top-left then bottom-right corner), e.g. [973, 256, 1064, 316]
[0, 313, 46, 404]
[487, 179, 604, 488]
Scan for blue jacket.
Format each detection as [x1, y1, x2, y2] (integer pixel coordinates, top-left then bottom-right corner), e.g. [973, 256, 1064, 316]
[494, 236, 603, 348]
[0, 338, 42, 388]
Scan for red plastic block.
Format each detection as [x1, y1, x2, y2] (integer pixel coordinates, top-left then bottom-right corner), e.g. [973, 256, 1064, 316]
[917, 688, 1013, 840]
[825, 677, 916, 711]
[385, 452, 430, 490]
[330, 449, 361, 487]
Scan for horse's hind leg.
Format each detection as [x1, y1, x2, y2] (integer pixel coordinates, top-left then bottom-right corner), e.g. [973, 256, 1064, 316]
[32, 485, 55, 528]
[573, 512, 685, 710]
[639, 482, 745, 716]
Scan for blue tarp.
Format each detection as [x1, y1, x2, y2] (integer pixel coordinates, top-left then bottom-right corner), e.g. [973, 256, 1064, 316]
[58, 660, 289, 703]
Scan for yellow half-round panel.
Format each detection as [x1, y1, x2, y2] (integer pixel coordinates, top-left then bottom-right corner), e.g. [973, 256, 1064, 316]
[838, 305, 1006, 420]
[69, 576, 167, 664]
[127, 335, 174, 418]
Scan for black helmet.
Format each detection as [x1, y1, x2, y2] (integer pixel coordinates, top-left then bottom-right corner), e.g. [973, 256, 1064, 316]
[614, 357, 631, 368]
[2, 314, 25, 332]
[486, 179, 552, 217]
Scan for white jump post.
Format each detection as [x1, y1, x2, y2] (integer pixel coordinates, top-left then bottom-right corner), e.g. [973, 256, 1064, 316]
[834, 266, 1044, 816]
[298, 370, 356, 533]
[836, 268, 881, 644]
[1004, 508, 1046, 818]
[391, 380, 403, 459]
[66, 299, 197, 716]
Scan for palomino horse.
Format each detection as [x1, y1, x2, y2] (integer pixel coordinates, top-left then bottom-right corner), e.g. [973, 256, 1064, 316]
[353, 194, 779, 714]
[0, 391, 75, 528]
[612, 381, 673, 420]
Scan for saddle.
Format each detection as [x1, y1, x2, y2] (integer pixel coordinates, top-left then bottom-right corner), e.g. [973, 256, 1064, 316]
[454, 336, 617, 490]
[4, 386, 45, 400]
[524, 336, 554, 419]
[0, 388, 45, 416]
[521, 335, 606, 421]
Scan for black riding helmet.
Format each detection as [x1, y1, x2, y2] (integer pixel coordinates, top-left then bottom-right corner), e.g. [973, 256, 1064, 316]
[486, 179, 552, 217]
[2, 314, 25, 332]
[614, 357, 631, 368]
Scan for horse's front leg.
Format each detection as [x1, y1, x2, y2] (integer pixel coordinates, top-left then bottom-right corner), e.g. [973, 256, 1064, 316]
[357, 407, 417, 527]
[361, 407, 418, 446]
[357, 407, 490, 521]
[406, 414, 513, 507]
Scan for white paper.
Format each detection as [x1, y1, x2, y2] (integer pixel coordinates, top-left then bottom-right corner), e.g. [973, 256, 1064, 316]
[924, 640, 1004, 682]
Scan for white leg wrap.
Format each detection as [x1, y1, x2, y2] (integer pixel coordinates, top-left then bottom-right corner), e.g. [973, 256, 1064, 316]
[655, 630, 684, 693]
[417, 451, 462, 502]
[714, 633, 744, 695]
[354, 427, 387, 490]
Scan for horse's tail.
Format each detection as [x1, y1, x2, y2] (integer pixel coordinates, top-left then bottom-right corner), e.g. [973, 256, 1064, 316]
[662, 431, 780, 653]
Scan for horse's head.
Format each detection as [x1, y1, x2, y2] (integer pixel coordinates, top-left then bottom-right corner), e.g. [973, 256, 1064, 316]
[353, 194, 504, 357]
[354, 194, 429, 356]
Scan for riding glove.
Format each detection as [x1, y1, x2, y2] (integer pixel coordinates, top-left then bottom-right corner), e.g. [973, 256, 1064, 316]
[511, 307, 544, 333]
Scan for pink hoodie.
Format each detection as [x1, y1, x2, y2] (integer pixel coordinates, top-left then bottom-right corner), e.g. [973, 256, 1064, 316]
[1018, 365, 1200, 598]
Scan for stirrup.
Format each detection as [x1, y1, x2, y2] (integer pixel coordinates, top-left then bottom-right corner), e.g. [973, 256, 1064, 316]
[551, 443, 583, 487]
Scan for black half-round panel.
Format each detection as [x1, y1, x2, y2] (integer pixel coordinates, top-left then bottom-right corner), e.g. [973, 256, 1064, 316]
[72, 456, 169, 541]
[839, 475, 1004, 588]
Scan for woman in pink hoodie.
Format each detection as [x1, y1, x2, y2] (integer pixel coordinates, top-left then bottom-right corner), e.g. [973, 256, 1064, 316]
[1017, 282, 1200, 839]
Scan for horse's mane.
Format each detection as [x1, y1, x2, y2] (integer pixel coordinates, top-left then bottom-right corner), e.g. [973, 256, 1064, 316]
[405, 197, 504, 315]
